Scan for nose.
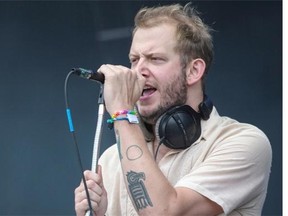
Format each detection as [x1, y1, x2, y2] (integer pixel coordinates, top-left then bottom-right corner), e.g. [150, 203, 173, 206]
[135, 58, 150, 78]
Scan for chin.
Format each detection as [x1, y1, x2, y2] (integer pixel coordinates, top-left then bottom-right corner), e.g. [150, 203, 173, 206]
[141, 110, 165, 125]
[136, 107, 154, 122]
[137, 107, 151, 118]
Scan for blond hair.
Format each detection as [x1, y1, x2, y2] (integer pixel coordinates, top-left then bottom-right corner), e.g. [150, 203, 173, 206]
[133, 3, 214, 77]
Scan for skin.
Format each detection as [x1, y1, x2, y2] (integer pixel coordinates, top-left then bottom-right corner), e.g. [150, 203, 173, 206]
[74, 23, 223, 216]
[130, 25, 188, 125]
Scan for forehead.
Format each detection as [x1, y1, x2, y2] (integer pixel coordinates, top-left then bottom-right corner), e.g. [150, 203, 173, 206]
[130, 23, 177, 54]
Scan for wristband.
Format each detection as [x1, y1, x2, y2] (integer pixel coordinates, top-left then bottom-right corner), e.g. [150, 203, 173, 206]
[111, 109, 137, 119]
[107, 110, 139, 129]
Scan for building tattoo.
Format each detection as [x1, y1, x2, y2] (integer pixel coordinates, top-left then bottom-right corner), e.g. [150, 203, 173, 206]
[126, 170, 153, 211]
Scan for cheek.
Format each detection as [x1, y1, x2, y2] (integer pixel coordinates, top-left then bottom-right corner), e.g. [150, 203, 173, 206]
[161, 73, 184, 92]
[154, 64, 182, 83]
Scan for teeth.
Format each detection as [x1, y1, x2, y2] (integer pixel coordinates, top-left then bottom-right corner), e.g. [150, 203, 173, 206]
[143, 85, 153, 90]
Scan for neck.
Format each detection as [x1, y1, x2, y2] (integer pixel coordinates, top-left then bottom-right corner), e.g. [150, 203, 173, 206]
[153, 140, 171, 163]
[186, 86, 204, 112]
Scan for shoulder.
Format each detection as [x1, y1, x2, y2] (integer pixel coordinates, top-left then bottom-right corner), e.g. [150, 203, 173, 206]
[223, 118, 270, 155]
[203, 108, 272, 163]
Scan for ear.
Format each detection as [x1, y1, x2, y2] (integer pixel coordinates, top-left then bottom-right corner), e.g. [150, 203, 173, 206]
[186, 58, 206, 85]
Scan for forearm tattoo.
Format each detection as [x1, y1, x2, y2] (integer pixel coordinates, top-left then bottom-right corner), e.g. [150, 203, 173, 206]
[126, 170, 153, 211]
[126, 145, 143, 161]
[115, 129, 123, 160]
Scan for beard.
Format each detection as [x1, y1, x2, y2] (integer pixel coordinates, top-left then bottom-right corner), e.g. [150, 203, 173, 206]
[140, 70, 187, 124]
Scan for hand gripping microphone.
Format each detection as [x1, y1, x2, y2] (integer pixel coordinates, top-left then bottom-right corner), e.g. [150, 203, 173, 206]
[71, 68, 105, 84]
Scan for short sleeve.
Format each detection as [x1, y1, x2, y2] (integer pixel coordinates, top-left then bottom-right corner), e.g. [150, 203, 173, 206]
[175, 126, 272, 214]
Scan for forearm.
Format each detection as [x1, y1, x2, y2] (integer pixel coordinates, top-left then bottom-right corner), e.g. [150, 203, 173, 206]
[114, 121, 177, 215]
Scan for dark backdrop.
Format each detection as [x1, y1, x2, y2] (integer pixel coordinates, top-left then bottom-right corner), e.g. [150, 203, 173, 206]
[0, 1, 282, 215]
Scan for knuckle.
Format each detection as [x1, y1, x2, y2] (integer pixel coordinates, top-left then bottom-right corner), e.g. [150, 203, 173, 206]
[87, 179, 97, 188]
[75, 201, 85, 214]
[74, 185, 81, 194]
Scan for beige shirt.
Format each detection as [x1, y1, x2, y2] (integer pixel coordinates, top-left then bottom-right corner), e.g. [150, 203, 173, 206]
[99, 107, 272, 215]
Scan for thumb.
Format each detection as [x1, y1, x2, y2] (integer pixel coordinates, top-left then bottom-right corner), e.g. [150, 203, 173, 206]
[96, 165, 102, 175]
[96, 165, 104, 186]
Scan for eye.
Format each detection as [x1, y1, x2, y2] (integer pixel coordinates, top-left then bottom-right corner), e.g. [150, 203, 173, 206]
[129, 57, 139, 64]
[150, 56, 164, 63]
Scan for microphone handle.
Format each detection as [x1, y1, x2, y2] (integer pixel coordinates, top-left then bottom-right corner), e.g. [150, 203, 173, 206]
[72, 68, 105, 84]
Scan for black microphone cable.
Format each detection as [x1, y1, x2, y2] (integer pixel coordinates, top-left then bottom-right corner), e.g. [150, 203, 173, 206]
[64, 70, 94, 216]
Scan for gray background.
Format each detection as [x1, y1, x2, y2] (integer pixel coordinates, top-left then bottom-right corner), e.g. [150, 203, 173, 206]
[0, 1, 282, 215]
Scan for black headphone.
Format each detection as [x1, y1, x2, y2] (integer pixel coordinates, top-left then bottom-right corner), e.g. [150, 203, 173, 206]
[155, 95, 213, 149]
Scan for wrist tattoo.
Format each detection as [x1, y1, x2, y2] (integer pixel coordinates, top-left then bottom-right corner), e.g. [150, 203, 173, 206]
[126, 170, 153, 211]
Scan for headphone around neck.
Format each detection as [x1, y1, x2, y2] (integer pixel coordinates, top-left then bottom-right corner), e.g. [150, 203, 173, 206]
[155, 95, 213, 149]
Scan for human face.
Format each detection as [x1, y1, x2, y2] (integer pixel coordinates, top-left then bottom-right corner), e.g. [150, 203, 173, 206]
[129, 24, 187, 124]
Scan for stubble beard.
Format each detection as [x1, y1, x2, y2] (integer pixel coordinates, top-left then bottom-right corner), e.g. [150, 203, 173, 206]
[140, 71, 187, 125]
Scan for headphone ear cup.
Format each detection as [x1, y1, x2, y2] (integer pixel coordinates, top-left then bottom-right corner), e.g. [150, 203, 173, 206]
[156, 105, 201, 149]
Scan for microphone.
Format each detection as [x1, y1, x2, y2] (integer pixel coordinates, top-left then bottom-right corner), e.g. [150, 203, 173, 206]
[72, 68, 105, 84]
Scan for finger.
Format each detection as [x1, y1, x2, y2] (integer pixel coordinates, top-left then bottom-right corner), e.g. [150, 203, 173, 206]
[84, 170, 101, 184]
[75, 198, 98, 215]
[114, 65, 130, 71]
[97, 64, 115, 78]
[97, 164, 102, 175]
[88, 188, 102, 204]
[75, 176, 102, 202]
[78, 188, 102, 202]
[74, 180, 86, 197]
[75, 200, 87, 216]
[86, 179, 103, 195]
[75, 185, 89, 203]
[76, 198, 100, 214]
[98, 64, 125, 74]
[106, 64, 136, 80]
[97, 165, 104, 187]
[113, 65, 136, 81]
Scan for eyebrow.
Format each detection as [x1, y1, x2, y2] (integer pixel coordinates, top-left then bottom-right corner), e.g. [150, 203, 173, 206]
[128, 52, 164, 58]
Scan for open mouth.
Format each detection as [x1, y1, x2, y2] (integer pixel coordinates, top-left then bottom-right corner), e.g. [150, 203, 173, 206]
[141, 86, 156, 97]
